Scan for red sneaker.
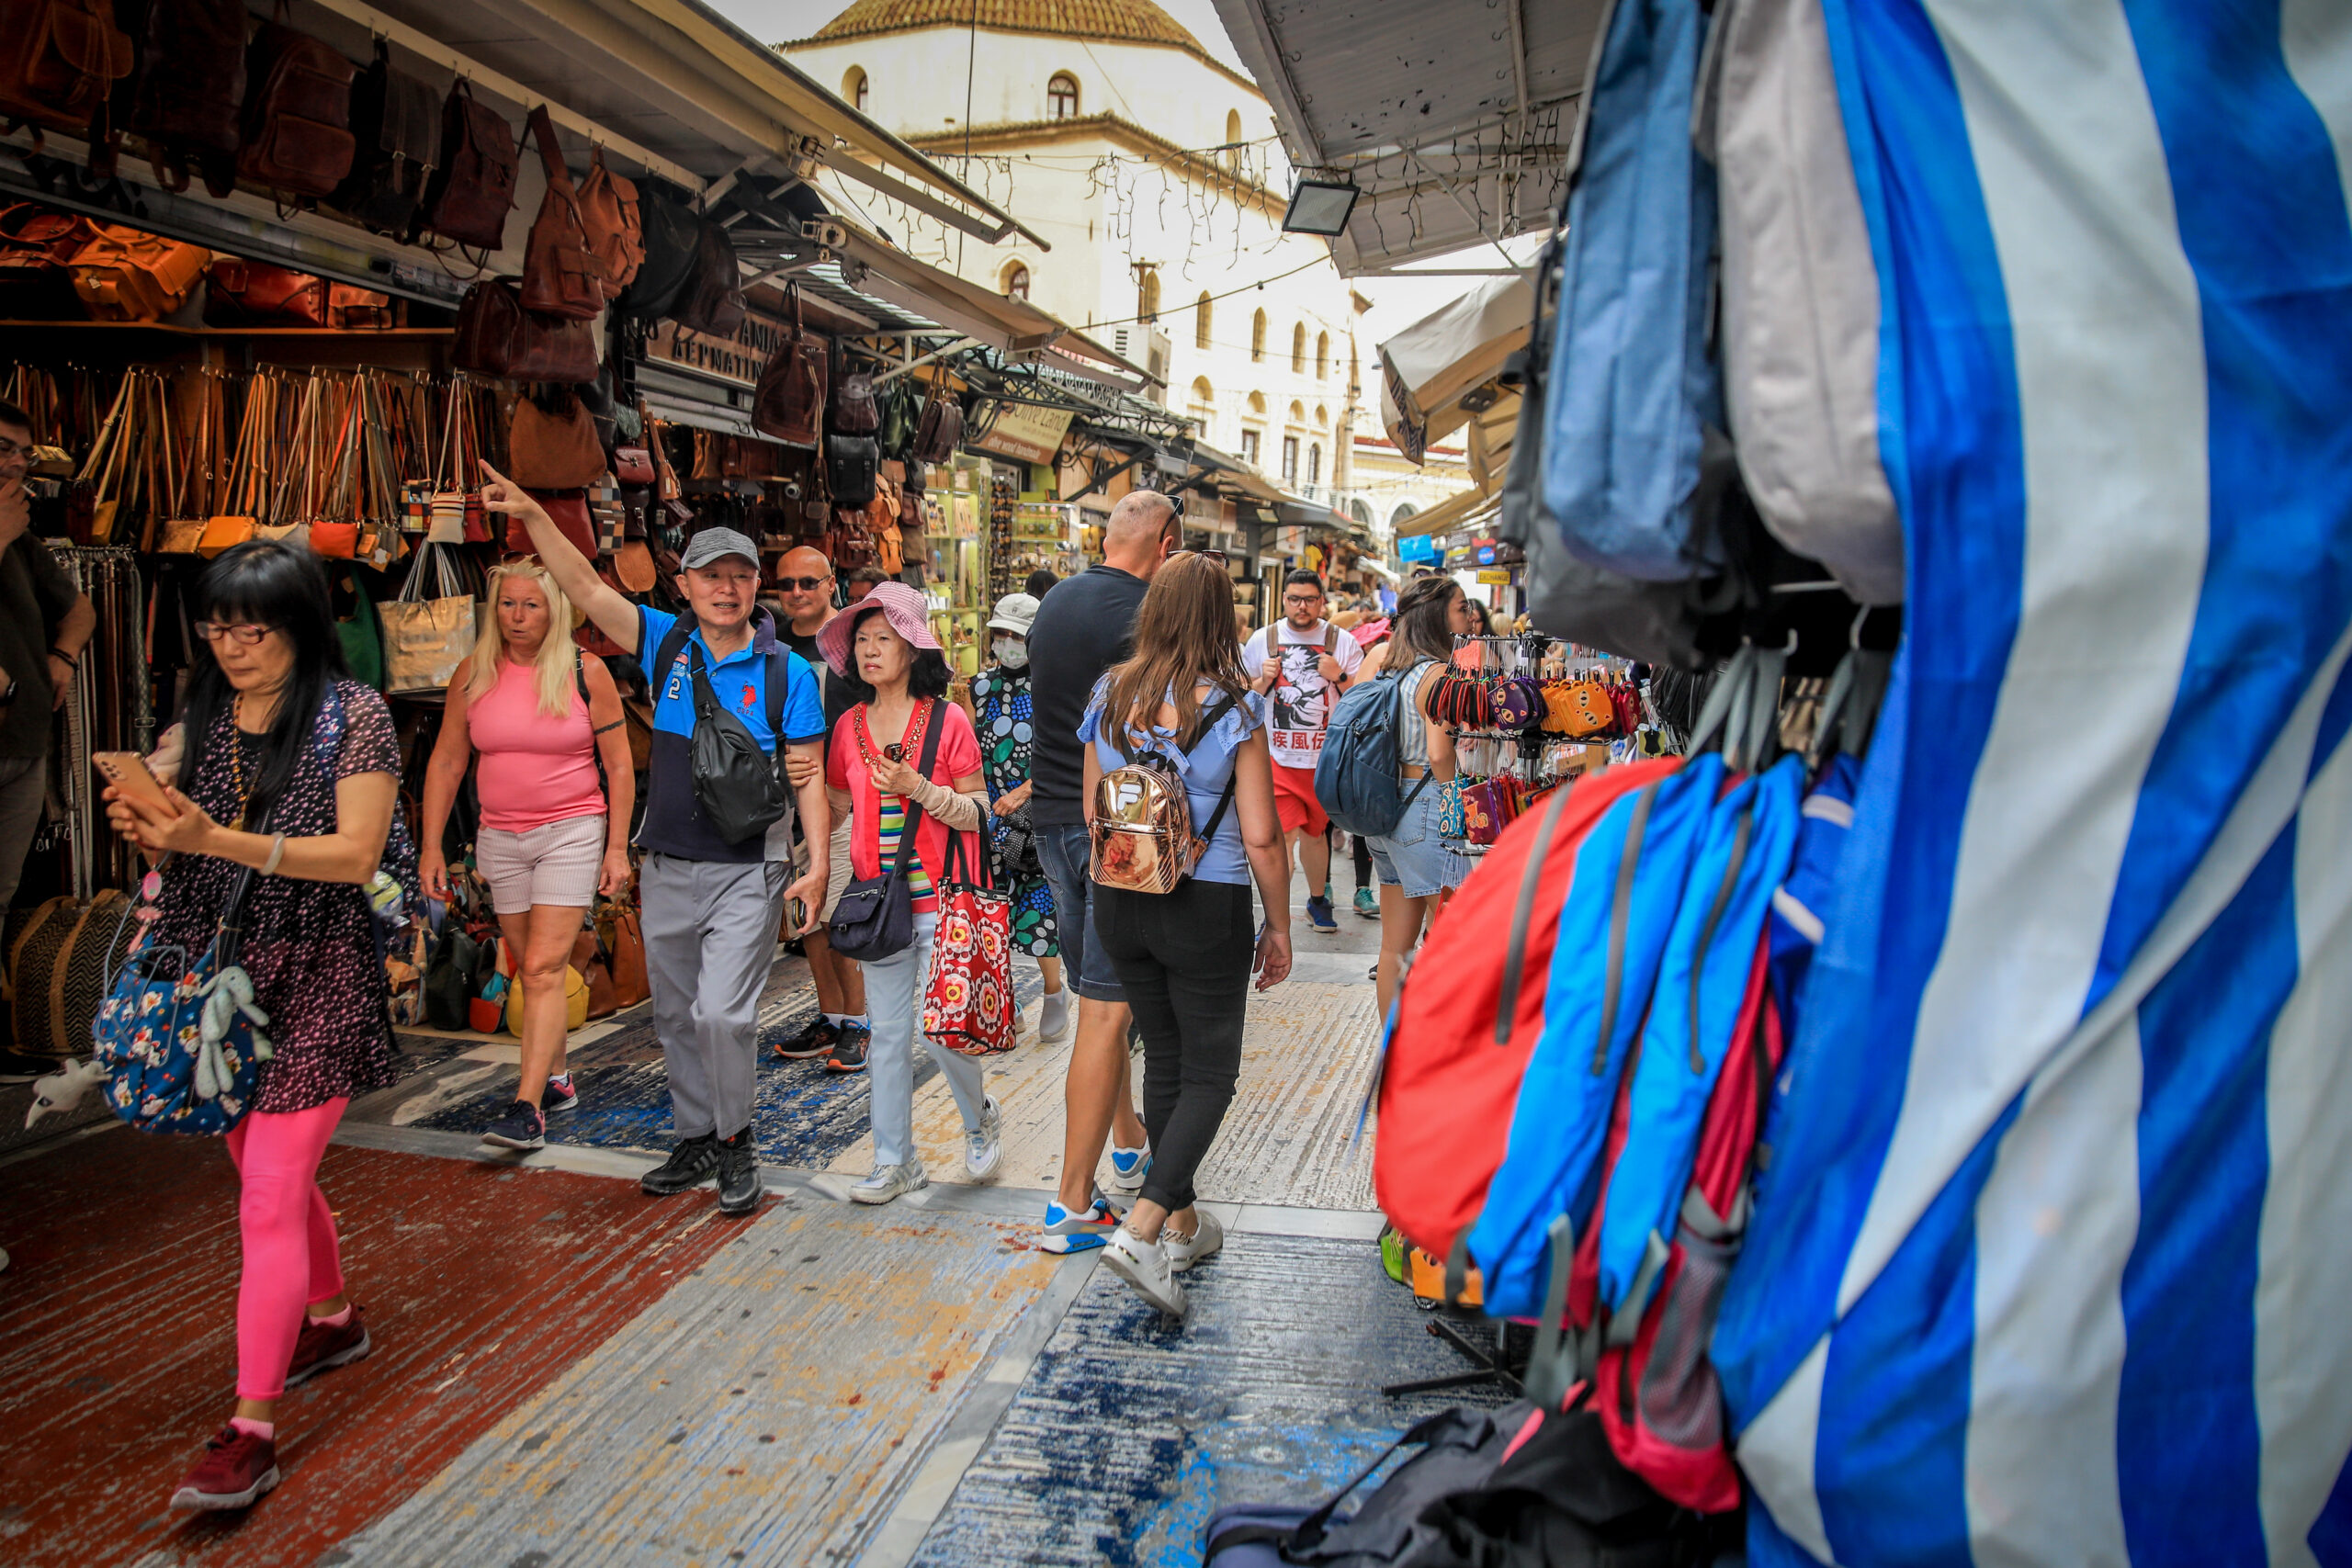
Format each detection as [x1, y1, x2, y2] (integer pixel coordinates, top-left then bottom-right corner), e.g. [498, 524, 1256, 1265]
[285, 1303, 370, 1389]
[170, 1426, 280, 1510]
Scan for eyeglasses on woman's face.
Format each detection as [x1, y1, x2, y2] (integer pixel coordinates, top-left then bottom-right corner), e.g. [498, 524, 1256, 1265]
[194, 621, 277, 647]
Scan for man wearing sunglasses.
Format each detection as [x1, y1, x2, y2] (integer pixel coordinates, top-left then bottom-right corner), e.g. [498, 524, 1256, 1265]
[0, 400, 93, 1082]
[767, 545, 866, 1064]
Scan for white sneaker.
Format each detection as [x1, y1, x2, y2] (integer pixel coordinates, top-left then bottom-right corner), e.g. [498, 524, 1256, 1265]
[965, 1097, 1003, 1181]
[1036, 987, 1072, 1043]
[1161, 1207, 1224, 1272]
[1102, 1224, 1187, 1317]
[850, 1160, 928, 1205]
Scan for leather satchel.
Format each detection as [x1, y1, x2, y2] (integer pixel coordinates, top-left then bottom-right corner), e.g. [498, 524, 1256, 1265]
[612, 445, 655, 486]
[513, 488, 597, 558]
[519, 105, 603, 321]
[827, 434, 878, 510]
[509, 392, 605, 489]
[413, 79, 515, 252]
[673, 216, 743, 335]
[237, 13, 357, 201]
[616, 182, 698, 321]
[334, 40, 439, 238]
[577, 146, 641, 300]
[329, 281, 393, 329]
[452, 278, 597, 384]
[0, 203, 96, 317]
[126, 0, 243, 197]
[0, 0, 130, 141]
[70, 223, 207, 320]
[203, 257, 327, 326]
[751, 284, 826, 447]
[912, 386, 964, 465]
[831, 368, 878, 434]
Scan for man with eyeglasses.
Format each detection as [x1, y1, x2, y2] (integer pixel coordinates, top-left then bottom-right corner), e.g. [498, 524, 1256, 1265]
[1241, 569, 1363, 935]
[0, 399, 95, 1081]
[767, 545, 867, 1065]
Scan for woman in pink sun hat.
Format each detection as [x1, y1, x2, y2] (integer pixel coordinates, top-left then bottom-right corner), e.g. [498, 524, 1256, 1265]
[816, 583, 1003, 1204]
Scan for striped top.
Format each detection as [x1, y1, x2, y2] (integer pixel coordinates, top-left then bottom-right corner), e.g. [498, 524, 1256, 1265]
[876, 795, 937, 913]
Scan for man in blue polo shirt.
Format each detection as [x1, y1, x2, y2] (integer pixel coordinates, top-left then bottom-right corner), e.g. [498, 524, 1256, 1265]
[482, 467, 828, 1218]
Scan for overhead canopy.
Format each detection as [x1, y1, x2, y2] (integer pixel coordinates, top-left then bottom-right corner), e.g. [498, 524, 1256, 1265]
[1377, 272, 1532, 460]
[1211, 0, 1605, 275]
[1394, 479, 1501, 539]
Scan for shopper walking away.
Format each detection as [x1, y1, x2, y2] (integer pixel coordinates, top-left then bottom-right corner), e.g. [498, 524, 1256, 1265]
[1081, 552, 1292, 1317]
[767, 544, 866, 1065]
[1027, 491, 1178, 1250]
[417, 558, 632, 1149]
[817, 583, 1001, 1202]
[0, 398, 95, 1082]
[957, 592, 1069, 1042]
[1023, 568, 1058, 601]
[1241, 570, 1363, 936]
[481, 468, 829, 1220]
[101, 541, 403, 1510]
[1365, 576, 1476, 1020]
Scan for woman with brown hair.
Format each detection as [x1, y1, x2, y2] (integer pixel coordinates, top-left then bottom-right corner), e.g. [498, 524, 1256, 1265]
[1080, 552, 1293, 1319]
[1364, 574, 1477, 1019]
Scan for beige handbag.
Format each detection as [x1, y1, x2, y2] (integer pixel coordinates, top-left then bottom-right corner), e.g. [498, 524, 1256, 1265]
[380, 539, 478, 695]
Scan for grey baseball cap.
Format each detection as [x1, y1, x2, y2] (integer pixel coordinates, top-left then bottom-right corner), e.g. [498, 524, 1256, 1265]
[678, 526, 761, 570]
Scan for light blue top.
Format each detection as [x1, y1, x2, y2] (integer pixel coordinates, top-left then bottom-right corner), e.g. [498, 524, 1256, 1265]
[1079, 681, 1267, 886]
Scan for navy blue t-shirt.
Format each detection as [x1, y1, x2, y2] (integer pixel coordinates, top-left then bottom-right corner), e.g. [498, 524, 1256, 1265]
[636, 605, 826, 863]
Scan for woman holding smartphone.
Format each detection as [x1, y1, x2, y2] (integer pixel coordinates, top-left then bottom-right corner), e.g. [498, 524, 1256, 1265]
[417, 558, 633, 1150]
[101, 540, 403, 1513]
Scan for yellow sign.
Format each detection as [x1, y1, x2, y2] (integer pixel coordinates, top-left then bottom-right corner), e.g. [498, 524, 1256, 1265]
[1476, 569, 1510, 584]
[969, 400, 1076, 466]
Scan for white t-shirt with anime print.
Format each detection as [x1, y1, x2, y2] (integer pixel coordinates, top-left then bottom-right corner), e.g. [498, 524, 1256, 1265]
[1240, 619, 1365, 770]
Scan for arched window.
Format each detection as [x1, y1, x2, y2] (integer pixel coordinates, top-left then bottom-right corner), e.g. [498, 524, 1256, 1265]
[1314, 403, 1329, 427]
[1390, 502, 1419, 529]
[1223, 108, 1244, 170]
[1291, 322, 1306, 373]
[1048, 73, 1079, 119]
[1246, 390, 1266, 414]
[1288, 400, 1306, 423]
[1137, 269, 1159, 322]
[1250, 309, 1267, 362]
[1351, 499, 1374, 525]
[1316, 331, 1330, 379]
[1307, 443, 1322, 485]
[1001, 262, 1030, 300]
[1188, 377, 1216, 437]
[843, 66, 868, 111]
[1194, 291, 1213, 350]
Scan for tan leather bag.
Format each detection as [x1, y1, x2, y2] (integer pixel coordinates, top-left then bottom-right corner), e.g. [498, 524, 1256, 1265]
[509, 392, 604, 490]
[577, 146, 641, 299]
[519, 106, 604, 321]
[70, 224, 208, 321]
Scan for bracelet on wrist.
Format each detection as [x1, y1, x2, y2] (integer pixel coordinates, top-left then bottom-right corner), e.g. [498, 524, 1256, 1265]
[49, 647, 74, 670]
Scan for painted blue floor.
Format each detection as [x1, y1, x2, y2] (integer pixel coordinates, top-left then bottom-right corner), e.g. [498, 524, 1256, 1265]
[910, 1233, 1518, 1568]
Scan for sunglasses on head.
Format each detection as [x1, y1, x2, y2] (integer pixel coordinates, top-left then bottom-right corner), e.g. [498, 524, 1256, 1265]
[775, 574, 831, 592]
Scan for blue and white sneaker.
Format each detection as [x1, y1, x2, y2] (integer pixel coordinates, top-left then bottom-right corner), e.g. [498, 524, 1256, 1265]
[1106, 1142, 1151, 1196]
[1306, 895, 1340, 934]
[1040, 1192, 1121, 1255]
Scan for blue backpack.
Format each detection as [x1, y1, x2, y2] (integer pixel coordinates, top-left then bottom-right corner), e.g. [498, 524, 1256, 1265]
[1313, 658, 1434, 840]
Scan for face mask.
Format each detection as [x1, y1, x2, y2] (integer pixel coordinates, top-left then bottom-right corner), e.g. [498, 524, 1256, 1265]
[993, 637, 1028, 668]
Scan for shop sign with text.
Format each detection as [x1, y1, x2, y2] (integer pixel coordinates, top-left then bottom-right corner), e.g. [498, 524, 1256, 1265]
[649, 312, 796, 389]
[967, 400, 1076, 465]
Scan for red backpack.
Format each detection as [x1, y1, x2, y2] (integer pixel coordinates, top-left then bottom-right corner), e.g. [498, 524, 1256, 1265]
[1374, 757, 1679, 1270]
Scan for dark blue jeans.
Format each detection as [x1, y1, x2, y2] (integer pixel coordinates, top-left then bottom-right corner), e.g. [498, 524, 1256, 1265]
[1035, 821, 1125, 1003]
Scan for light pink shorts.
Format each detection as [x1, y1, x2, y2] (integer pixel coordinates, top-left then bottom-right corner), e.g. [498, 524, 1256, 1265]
[476, 814, 606, 914]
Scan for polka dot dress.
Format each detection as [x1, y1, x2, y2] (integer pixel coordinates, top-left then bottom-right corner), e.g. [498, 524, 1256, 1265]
[970, 666, 1059, 959]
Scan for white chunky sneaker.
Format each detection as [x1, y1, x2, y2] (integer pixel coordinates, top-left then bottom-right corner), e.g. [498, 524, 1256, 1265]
[1102, 1224, 1187, 1317]
[850, 1160, 928, 1205]
[1160, 1207, 1225, 1272]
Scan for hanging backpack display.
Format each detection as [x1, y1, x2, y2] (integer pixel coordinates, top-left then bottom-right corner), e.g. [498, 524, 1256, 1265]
[125, 0, 243, 197]
[333, 39, 440, 239]
[830, 368, 879, 435]
[825, 434, 878, 510]
[452, 277, 597, 384]
[752, 283, 826, 447]
[519, 105, 605, 320]
[577, 147, 641, 299]
[413, 79, 515, 253]
[615, 181, 698, 321]
[672, 215, 743, 335]
[0, 0, 130, 152]
[1540, 0, 1724, 583]
[912, 385, 964, 465]
[236, 7, 357, 203]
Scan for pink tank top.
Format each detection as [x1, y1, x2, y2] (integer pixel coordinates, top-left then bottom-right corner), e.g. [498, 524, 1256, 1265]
[472, 658, 605, 833]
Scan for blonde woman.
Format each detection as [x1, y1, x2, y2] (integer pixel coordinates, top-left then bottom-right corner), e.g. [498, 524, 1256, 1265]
[419, 558, 633, 1149]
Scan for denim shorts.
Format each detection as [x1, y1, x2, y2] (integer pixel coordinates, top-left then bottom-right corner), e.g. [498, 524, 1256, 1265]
[1035, 820, 1124, 1003]
[1367, 781, 1464, 900]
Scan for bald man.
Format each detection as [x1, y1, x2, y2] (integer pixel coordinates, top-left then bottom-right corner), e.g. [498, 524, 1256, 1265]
[768, 544, 868, 1061]
[1027, 489, 1182, 1252]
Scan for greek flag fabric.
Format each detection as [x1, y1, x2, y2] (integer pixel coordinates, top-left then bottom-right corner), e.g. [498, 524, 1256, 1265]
[1709, 3, 2352, 1565]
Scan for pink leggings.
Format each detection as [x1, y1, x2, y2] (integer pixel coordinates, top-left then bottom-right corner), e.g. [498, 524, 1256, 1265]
[224, 1098, 348, 1402]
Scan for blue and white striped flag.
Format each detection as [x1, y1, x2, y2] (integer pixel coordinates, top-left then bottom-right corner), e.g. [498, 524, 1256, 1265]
[1711, 2, 2352, 1564]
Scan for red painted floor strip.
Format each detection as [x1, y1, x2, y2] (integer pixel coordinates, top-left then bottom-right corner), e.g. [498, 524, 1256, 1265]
[0, 1129, 739, 1568]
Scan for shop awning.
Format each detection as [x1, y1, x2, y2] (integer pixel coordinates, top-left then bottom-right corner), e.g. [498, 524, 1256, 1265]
[1394, 480, 1502, 538]
[1377, 273, 1532, 460]
[1209, 0, 1605, 275]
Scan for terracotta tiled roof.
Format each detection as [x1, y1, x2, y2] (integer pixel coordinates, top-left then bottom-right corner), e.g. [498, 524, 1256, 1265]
[805, 0, 1207, 54]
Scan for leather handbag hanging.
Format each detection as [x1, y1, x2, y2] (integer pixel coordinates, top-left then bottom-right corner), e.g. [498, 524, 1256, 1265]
[0, 0, 130, 148]
[202, 257, 327, 327]
[452, 278, 597, 384]
[413, 79, 515, 253]
[577, 146, 641, 300]
[334, 39, 439, 238]
[912, 385, 964, 465]
[519, 105, 604, 320]
[0, 203, 96, 317]
[673, 215, 743, 335]
[616, 182, 698, 321]
[876, 378, 916, 458]
[126, 0, 244, 197]
[236, 5, 357, 202]
[751, 283, 826, 447]
[509, 390, 605, 489]
[515, 489, 597, 558]
[69, 224, 207, 320]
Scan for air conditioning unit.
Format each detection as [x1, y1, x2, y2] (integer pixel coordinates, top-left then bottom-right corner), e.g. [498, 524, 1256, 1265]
[1111, 327, 1171, 406]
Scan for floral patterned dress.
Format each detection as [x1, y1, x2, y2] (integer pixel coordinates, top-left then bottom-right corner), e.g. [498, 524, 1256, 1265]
[968, 664, 1058, 958]
[141, 680, 404, 1114]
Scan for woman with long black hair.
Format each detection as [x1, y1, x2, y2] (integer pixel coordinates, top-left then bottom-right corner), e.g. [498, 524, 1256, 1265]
[102, 541, 406, 1513]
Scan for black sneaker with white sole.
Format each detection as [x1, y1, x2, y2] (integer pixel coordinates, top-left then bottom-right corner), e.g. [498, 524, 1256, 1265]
[481, 1099, 546, 1150]
[639, 1133, 721, 1195]
[716, 1131, 763, 1216]
[771, 1015, 841, 1061]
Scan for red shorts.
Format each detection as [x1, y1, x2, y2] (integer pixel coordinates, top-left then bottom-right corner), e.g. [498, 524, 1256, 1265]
[1272, 761, 1329, 837]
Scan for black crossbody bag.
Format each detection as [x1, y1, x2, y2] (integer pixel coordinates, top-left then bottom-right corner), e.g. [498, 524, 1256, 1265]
[828, 701, 943, 963]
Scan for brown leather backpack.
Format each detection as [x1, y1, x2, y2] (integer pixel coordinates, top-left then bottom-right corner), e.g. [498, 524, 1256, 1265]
[0, 0, 130, 145]
[453, 278, 597, 384]
[126, 0, 243, 197]
[236, 13, 356, 201]
[672, 216, 743, 335]
[0, 203, 96, 317]
[69, 223, 207, 320]
[520, 106, 603, 320]
[831, 367, 879, 435]
[752, 284, 826, 448]
[578, 147, 641, 300]
[912, 386, 964, 465]
[203, 257, 326, 326]
[413, 80, 515, 253]
[333, 40, 438, 238]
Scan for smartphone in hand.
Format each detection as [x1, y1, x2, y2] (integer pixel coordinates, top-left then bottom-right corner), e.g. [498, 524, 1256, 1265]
[93, 750, 173, 813]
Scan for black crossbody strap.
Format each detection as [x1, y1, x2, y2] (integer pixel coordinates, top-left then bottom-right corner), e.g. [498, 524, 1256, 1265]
[1187, 691, 1243, 845]
[876, 698, 942, 880]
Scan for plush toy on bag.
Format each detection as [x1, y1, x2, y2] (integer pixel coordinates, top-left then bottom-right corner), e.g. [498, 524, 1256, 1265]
[90, 863, 276, 1136]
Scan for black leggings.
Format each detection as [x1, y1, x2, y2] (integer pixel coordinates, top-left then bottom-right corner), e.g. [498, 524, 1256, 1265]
[1094, 878, 1254, 1213]
[1352, 829, 1374, 890]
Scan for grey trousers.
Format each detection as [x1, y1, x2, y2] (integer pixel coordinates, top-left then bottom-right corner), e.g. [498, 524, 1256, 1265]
[639, 852, 789, 1142]
[0, 751, 46, 912]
